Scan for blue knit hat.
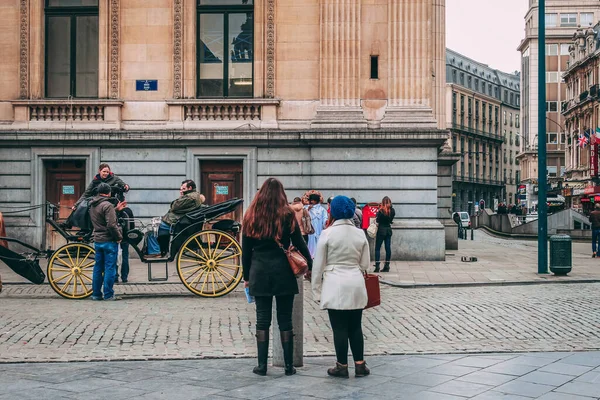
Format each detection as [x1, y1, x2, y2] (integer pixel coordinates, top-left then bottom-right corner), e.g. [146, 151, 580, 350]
[330, 195, 355, 220]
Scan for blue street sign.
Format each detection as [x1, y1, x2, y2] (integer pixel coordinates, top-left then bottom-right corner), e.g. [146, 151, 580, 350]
[135, 80, 158, 91]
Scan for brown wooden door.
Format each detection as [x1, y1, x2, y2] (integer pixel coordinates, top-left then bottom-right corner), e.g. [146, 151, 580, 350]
[200, 160, 243, 222]
[45, 161, 86, 248]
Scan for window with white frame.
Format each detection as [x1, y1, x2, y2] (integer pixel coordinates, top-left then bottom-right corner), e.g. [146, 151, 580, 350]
[580, 13, 594, 27]
[545, 13, 557, 27]
[546, 44, 558, 56]
[547, 132, 558, 144]
[560, 44, 570, 55]
[560, 13, 577, 27]
[546, 101, 558, 112]
[547, 166, 558, 177]
[546, 72, 559, 83]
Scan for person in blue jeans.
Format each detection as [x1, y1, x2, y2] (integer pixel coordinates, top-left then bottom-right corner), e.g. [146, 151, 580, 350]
[590, 203, 600, 258]
[146, 180, 205, 257]
[89, 183, 126, 301]
[374, 196, 396, 272]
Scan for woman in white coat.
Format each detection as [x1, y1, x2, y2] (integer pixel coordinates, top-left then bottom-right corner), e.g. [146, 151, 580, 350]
[311, 195, 371, 378]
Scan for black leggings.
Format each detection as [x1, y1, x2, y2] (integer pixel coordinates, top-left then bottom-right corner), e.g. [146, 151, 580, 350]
[255, 295, 295, 331]
[327, 309, 364, 365]
[375, 233, 392, 263]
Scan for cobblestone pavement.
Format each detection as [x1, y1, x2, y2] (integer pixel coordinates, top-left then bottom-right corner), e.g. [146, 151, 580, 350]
[1, 283, 599, 363]
[1, 352, 599, 399]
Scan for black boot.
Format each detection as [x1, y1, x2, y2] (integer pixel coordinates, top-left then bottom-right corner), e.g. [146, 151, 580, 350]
[373, 262, 380, 273]
[381, 262, 390, 272]
[253, 330, 269, 376]
[280, 330, 296, 376]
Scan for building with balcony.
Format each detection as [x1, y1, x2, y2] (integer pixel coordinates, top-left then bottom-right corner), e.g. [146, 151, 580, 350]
[562, 23, 600, 213]
[445, 49, 520, 212]
[0, 0, 452, 260]
[517, 0, 600, 211]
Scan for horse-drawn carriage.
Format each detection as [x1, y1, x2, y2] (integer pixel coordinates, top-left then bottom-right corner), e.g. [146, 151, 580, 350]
[0, 199, 244, 299]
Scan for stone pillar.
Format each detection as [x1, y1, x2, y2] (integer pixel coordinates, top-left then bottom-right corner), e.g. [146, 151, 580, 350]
[438, 150, 461, 250]
[431, 0, 446, 130]
[312, 0, 366, 128]
[381, 0, 437, 128]
[272, 276, 303, 368]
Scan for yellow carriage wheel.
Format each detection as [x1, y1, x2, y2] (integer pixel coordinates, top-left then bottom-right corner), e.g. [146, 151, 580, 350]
[47, 243, 95, 299]
[177, 230, 243, 298]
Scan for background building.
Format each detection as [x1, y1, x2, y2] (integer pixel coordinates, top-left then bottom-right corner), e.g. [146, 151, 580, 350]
[446, 49, 520, 212]
[517, 0, 600, 211]
[562, 24, 600, 213]
[0, 0, 452, 260]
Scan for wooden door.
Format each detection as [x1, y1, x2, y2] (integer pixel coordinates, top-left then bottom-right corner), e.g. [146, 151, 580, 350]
[45, 160, 86, 248]
[200, 160, 243, 222]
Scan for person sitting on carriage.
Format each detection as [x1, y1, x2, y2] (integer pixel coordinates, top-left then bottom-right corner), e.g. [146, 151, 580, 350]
[73, 163, 130, 210]
[146, 179, 205, 258]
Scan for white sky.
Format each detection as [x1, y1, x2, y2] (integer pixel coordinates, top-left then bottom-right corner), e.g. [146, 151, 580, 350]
[446, 0, 529, 74]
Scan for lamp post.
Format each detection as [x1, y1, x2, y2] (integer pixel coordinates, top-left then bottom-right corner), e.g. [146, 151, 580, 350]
[538, 0, 549, 274]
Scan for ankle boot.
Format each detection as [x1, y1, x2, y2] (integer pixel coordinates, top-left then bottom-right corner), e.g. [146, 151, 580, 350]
[253, 330, 269, 376]
[373, 262, 380, 273]
[327, 361, 349, 378]
[280, 330, 296, 376]
[355, 361, 370, 377]
[381, 262, 390, 272]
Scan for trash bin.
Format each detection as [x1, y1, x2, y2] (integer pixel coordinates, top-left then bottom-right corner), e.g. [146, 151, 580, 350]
[549, 234, 572, 275]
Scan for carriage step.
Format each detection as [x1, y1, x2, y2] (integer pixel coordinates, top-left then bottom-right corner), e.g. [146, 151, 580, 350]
[147, 261, 169, 282]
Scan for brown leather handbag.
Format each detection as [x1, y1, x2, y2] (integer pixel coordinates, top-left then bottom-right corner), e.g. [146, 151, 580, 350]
[276, 239, 308, 276]
[364, 272, 381, 309]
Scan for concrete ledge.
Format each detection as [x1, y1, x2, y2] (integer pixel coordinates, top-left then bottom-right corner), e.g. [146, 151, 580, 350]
[368, 219, 446, 261]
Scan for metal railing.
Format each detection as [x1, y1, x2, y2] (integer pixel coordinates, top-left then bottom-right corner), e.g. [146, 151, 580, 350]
[451, 123, 504, 142]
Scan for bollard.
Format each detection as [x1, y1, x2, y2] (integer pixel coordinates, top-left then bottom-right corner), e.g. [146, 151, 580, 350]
[272, 276, 303, 367]
[471, 227, 474, 240]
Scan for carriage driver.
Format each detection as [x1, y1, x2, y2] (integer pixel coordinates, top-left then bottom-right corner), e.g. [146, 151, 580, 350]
[146, 180, 205, 258]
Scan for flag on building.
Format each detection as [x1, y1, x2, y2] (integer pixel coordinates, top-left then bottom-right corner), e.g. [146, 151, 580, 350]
[595, 127, 600, 140]
[584, 129, 591, 139]
[578, 134, 589, 148]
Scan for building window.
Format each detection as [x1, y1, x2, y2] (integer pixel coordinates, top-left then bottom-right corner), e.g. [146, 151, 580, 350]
[460, 72, 464, 85]
[475, 79, 479, 91]
[560, 133, 565, 143]
[452, 69, 457, 83]
[580, 13, 593, 27]
[560, 43, 570, 55]
[545, 13, 557, 27]
[197, 0, 254, 97]
[546, 101, 558, 112]
[560, 13, 577, 27]
[545, 44, 558, 56]
[510, 112, 513, 127]
[503, 110, 507, 125]
[516, 114, 520, 128]
[488, 83, 492, 95]
[370, 55, 379, 79]
[467, 76, 472, 88]
[546, 72, 559, 83]
[516, 95, 520, 106]
[548, 132, 558, 144]
[45, 0, 99, 98]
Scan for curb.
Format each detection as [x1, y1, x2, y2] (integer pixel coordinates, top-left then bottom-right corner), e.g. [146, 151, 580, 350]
[379, 278, 600, 289]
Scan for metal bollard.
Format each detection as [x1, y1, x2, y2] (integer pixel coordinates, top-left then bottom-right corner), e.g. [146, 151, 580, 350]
[272, 276, 304, 367]
[471, 227, 474, 240]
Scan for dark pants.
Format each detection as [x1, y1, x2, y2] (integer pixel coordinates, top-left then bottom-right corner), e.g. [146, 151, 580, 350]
[328, 309, 364, 365]
[117, 241, 129, 281]
[375, 233, 392, 263]
[255, 295, 295, 331]
[593, 229, 600, 253]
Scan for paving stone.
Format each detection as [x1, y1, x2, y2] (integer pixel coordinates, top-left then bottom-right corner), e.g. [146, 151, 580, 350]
[428, 379, 493, 397]
[361, 381, 431, 397]
[482, 362, 540, 377]
[456, 371, 516, 386]
[130, 384, 223, 399]
[538, 362, 594, 377]
[449, 356, 505, 368]
[516, 371, 575, 387]
[492, 380, 556, 397]
[560, 353, 600, 368]
[537, 392, 599, 400]
[554, 381, 600, 398]
[397, 371, 455, 387]
[426, 364, 482, 377]
[471, 391, 533, 399]
[574, 370, 600, 384]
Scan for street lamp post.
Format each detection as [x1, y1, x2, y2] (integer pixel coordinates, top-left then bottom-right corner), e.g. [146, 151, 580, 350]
[538, 0, 549, 274]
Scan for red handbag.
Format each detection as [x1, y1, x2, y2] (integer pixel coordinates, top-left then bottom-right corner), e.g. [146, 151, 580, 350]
[364, 273, 380, 309]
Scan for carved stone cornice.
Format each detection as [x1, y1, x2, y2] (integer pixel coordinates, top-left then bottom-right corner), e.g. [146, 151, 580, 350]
[109, 0, 120, 99]
[173, 0, 183, 99]
[265, 0, 275, 98]
[19, 0, 29, 99]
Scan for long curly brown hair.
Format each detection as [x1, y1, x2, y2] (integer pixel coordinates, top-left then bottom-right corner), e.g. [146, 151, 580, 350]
[380, 196, 392, 216]
[243, 178, 296, 240]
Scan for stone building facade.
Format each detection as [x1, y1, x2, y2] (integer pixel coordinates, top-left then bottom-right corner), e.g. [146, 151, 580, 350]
[562, 24, 600, 213]
[0, 0, 451, 260]
[517, 0, 600, 211]
[445, 49, 520, 213]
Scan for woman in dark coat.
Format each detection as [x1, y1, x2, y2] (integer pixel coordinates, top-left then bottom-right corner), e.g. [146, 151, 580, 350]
[242, 178, 312, 377]
[374, 196, 395, 272]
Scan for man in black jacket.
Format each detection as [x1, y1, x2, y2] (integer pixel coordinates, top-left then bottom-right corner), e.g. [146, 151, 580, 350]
[89, 183, 126, 301]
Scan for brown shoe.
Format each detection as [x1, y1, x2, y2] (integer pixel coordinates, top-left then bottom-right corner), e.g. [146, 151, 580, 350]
[355, 361, 370, 377]
[327, 362, 349, 378]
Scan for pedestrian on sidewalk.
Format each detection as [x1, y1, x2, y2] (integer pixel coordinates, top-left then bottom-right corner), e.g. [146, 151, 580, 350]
[291, 197, 312, 243]
[89, 183, 126, 301]
[350, 197, 362, 228]
[374, 196, 395, 272]
[590, 203, 600, 258]
[312, 195, 370, 378]
[306, 193, 328, 258]
[242, 178, 312, 377]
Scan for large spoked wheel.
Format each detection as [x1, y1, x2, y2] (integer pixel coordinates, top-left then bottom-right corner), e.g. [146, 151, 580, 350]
[47, 243, 95, 299]
[177, 230, 243, 298]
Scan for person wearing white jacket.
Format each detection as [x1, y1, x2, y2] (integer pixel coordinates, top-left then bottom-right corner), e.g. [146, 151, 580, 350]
[311, 195, 371, 378]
